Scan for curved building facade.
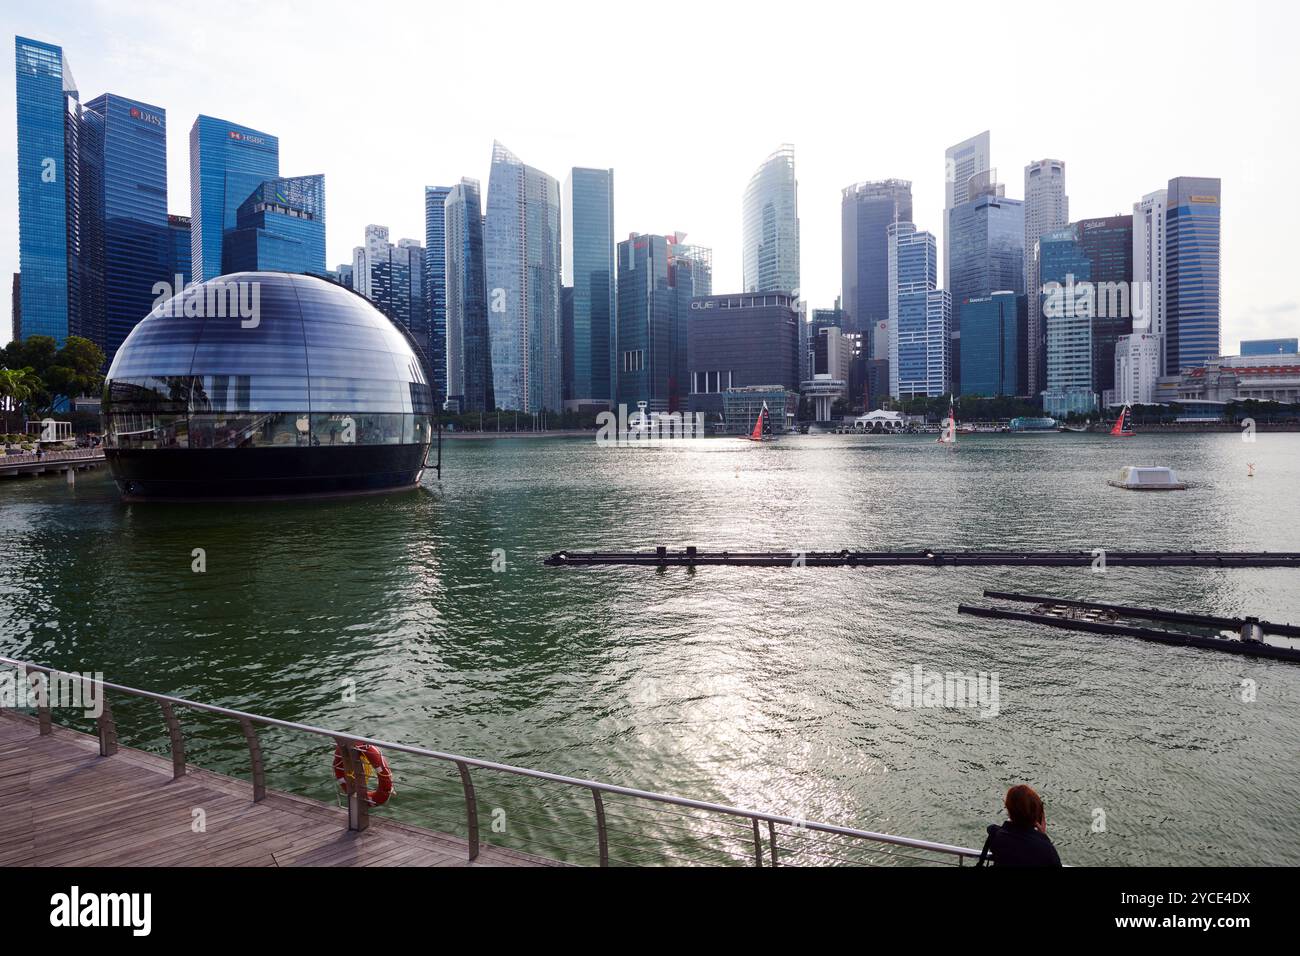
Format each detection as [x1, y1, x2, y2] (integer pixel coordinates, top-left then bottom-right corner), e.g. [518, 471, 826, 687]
[742, 145, 800, 296]
[101, 272, 435, 500]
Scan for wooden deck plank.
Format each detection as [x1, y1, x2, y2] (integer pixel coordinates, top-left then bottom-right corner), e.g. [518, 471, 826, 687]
[0, 710, 561, 867]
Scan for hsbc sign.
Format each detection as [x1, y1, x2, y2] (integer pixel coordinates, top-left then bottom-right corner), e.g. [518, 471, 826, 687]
[228, 130, 267, 146]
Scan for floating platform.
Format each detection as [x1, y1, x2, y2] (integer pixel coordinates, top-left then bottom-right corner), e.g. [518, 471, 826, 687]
[958, 591, 1300, 663]
[544, 547, 1300, 569]
[1107, 465, 1188, 491]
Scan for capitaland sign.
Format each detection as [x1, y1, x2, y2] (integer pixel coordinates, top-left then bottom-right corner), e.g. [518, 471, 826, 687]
[127, 106, 163, 127]
[1190, 195, 1219, 203]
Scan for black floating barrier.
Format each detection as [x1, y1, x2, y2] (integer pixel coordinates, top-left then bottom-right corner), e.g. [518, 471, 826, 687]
[542, 548, 1300, 569]
[957, 603, 1300, 664]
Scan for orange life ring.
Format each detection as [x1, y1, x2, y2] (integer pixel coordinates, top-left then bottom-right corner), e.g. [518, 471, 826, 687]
[333, 742, 394, 807]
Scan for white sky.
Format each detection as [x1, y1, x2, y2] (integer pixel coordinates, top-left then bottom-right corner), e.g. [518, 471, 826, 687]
[2, 0, 1297, 351]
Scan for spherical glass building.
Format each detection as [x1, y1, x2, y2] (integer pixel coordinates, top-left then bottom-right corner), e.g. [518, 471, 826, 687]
[101, 273, 436, 500]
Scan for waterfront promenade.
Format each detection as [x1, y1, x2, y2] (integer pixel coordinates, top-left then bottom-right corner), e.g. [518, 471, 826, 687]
[0, 710, 555, 867]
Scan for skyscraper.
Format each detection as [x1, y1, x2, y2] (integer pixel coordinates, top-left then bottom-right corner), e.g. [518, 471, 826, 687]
[947, 172, 1024, 391]
[222, 175, 326, 277]
[443, 178, 493, 413]
[1039, 225, 1096, 415]
[79, 94, 170, 364]
[1165, 176, 1221, 373]
[944, 131, 991, 290]
[1133, 188, 1164, 379]
[1076, 215, 1133, 400]
[484, 142, 562, 413]
[562, 167, 615, 410]
[168, 214, 192, 287]
[615, 233, 707, 412]
[424, 185, 452, 408]
[351, 225, 429, 372]
[15, 37, 80, 345]
[888, 222, 950, 398]
[959, 292, 1026, 397]
[1023, 159, 1068, 395]
[189, 115, 279, 282]
[841, 180, 912, 339]
[743, 146, 800, 295]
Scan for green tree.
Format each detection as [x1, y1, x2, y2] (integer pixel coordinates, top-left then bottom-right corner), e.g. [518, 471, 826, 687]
[45, 336, 107, 404]
[0, 367, 42, 433]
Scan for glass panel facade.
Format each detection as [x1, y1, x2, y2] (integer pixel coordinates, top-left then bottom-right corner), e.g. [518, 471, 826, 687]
[102, 273, 434, 450]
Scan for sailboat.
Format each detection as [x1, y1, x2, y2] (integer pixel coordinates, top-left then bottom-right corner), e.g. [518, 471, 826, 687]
[1109, 404, 1135, 438]
[936, 397, 957, 449]
[746, 401, 774, 442]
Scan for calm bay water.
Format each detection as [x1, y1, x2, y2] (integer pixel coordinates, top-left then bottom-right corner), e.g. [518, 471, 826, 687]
[2, 431, 1299, 865]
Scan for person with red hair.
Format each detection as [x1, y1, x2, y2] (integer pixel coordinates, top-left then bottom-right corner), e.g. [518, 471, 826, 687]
[976, 784, 1063, 867]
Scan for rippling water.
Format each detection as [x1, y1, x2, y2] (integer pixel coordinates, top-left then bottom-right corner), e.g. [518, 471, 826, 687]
[2, 431, 1298, 865]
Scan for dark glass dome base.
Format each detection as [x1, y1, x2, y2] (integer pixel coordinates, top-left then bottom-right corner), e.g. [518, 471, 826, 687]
[105, 444, 430, 501]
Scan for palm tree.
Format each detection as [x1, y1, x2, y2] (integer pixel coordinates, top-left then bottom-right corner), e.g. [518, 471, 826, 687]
[0, 367, 41, 435]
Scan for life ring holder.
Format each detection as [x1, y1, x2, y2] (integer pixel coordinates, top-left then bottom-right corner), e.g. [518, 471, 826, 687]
[333, 742, 394, 807]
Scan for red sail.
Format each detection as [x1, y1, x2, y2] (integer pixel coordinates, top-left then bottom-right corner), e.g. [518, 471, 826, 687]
[1110, 406, 1134, 437]
[750, 406, 765, 441]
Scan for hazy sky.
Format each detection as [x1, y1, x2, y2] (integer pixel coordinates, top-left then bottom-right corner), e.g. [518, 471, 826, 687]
[2, 0, 1297, 351]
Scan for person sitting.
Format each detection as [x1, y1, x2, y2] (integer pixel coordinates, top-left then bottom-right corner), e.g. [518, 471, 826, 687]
[977, 784, 1062, 867]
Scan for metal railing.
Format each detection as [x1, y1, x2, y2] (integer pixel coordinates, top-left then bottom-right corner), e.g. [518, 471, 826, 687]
[1, 656, 982, 867]
[0, 448, 105, 465]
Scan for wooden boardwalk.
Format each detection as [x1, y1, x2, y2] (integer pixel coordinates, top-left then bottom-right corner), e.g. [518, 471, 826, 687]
[0, 711, 559, 867]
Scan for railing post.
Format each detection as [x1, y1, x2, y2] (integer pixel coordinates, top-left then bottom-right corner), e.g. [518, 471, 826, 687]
[25, 666, 51, 736]
[159, 701, 185, 780]
[592, 790, 609, 867]
[455, 760, 479, 862]
[334, 737, 369, 833]
[768, 821, 778, 867]
[97, 692, 118, 756]
[752, 818, 763, 867]
[239, 718, 266, 802]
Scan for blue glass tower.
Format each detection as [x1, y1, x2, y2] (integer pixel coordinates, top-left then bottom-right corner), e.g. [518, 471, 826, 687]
[83, 94, 169, 363]
[959, 291, 1026, 397]
[562, 168, 615, 408]
[222, 175, 326, 276]
[189, 115, 279, 282]
[443, 179, 493, 413]
[484, 142, 562, 413]
[168, 215, 192, 286]
[15, 36, 78, 344]
[947, 176, 1024, 391]
[1039, 225, 1096, 414]
[887, 222, 949, 398]
[1165, 177, 1221, 372]
[424, 185, 452, 408]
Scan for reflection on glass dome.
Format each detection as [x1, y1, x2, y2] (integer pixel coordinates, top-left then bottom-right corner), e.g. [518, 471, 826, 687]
[102, 272, 435, 500]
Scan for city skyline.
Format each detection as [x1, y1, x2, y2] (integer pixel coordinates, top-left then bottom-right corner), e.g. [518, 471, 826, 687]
[1, 1, 1295, 356]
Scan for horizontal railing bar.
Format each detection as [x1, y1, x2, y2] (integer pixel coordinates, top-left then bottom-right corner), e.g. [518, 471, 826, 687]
[0, 656, 979, 860]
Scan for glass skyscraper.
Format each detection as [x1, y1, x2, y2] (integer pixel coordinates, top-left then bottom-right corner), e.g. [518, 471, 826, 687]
[222, 175, 326, 276]
[168, 214, 192, 286]
[615, 234, 707, 412]
[944, 131, 991, 291]
[887, 222, 950, 398]
[1165, 176, 1221, 373]
[742, 146, 800, 296]
[959, 292, 1026, 397]
[1023, 159, 1068, 396]
[443, 179, 493, 413]
[15, 36, 79, 344]
[189, 115, 279, 282]
[424, 185, 452, 408]
[841, 179, 912, 339]
[1076, 215, 1133, 400]
[1039, 225, 1096, 415]
[484, 142, 562, 413]
[562, 167, 615, 409]
[80, 94, 169, 365]
[947, 174, 1024, 392]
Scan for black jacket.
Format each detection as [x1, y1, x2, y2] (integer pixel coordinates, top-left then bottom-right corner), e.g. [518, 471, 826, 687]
[978, 821, 1062, 867]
